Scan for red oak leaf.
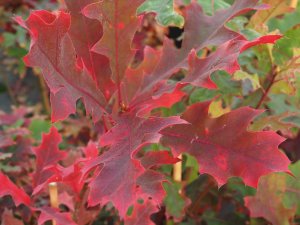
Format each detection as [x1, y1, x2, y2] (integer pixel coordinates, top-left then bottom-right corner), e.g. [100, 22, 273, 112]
[0, 172, 30, 206]
[1, 209, 24, 225]
[129, 3, 279, 114]
[37, 207, 77, 225]
[140, 0, 263, 94]
[183, 35, 282, 87]
[160, 102, 290, 187]
[61, 163, 85, 195]
[83, 114, 185, 217]
[136, 170, 166, 204]
[0, 128, 29, 148]
[125, 200, 158, 225]
[83, 0, 144, 92]
[0, 107, 27, 126]
[121, 47, 161, 105]
[82, 141, 99, 158]
[129, 34, 280, 113]
[140, 151, 180, 169]
[0, 131, 16, 148]
[19, 10, 107, 122]
[122, 47, 185, 115]
[65, 0, 115, 100]
[32, 127, 66, 194]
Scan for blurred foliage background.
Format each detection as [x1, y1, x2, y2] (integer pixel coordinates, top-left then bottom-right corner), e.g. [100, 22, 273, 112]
[1, 0, 300, 225]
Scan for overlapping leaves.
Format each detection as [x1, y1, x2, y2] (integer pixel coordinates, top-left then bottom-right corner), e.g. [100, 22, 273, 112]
[7, 0, 294, 224]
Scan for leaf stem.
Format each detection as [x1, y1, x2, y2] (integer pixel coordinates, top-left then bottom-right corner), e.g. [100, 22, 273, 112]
[255, 66, 277, 109]
[49, 182, 58, 225]
[290, 0, 298, 8]
[173, 154, 182, 194]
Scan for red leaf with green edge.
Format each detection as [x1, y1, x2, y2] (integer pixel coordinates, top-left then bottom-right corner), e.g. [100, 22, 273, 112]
[0, 172, 30, 207]
[65, 0, 115, 100]
[82, 113, 186, 217]
[160, 102, 290, 187]
[37, 207, 77, 225]
[244, 173, 296, 225]
[124, 200, 158, 225]
[83, 0, 144, 97]
[18, 11, 107, 122]
[139, 0, 263, 94]
[32, 127, 66, 194]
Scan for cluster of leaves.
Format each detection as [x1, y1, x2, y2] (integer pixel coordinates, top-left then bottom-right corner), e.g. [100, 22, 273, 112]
[1, 0, 300, 224]
[0, 0, 58, 74]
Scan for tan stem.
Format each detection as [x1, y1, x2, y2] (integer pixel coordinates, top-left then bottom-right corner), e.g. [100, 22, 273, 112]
[290, 0, 298, 8]
[49, 182, 58, 225]
[173, 154, 182, 182]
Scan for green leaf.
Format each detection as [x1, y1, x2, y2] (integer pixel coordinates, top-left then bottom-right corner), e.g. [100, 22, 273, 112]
[273, 28, 300, 65]
[29, 119, 51, 140]
[190, 88, 217, 104]
[212, 71, 242, 95]
[226, 16, 249, 32]
[284, 161, 300, 214]
[197, 0, 230, 16]
[268, 3, 300, 33]
[137, 0, 184, 27]
[184, 153, 199, 183]
[2, 33, 16, 48]
[233, 70, 261, 95]
[163, 181, 188, 219]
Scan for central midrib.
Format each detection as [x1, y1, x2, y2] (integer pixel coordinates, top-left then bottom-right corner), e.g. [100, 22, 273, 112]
[37, 41, 107, 113]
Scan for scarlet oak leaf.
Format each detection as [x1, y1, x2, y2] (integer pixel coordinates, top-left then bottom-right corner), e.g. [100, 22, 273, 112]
[83, 0, 144, 85]
[160, 102, 290, 187]
[83, 113, 185, 217]
[32, 127, 67, 194]
[65, 0, 115, 100]
[19, 10, 107, 122]
[0, 172, 30, 206]
[124, 200, 158, 225]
